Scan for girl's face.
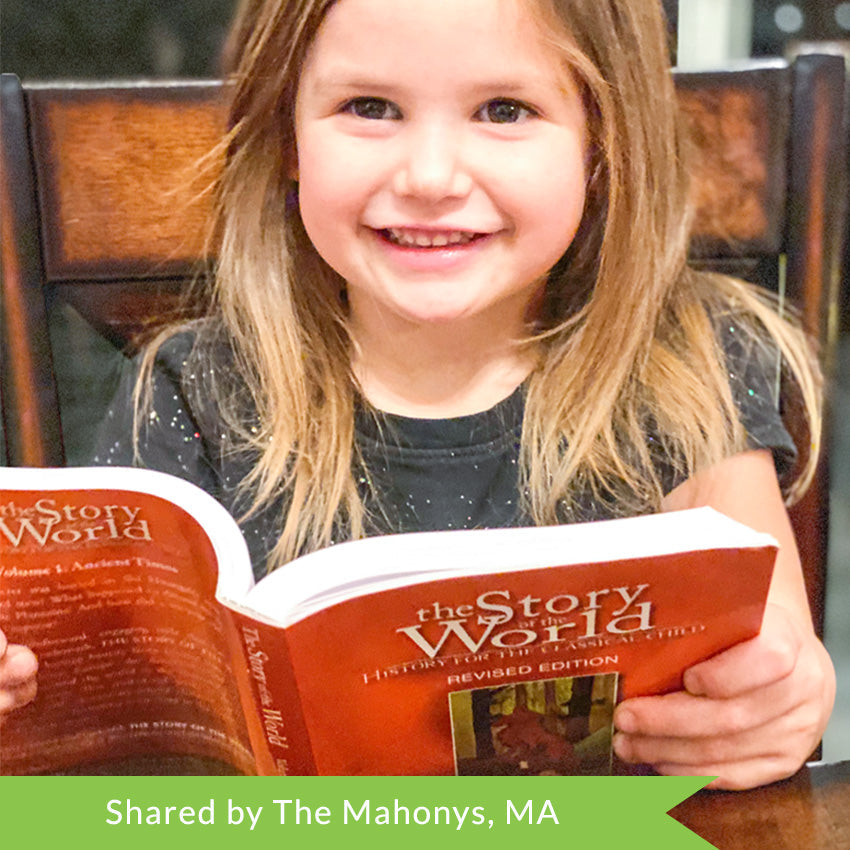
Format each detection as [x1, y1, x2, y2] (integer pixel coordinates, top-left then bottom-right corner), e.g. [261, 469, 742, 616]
[294, 0, 588, 337]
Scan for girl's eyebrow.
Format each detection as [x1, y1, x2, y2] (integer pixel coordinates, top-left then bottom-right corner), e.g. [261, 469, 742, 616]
[313, 79, 398, 94]
[307, 73, 554, 98]
[303, 69, 399, 96]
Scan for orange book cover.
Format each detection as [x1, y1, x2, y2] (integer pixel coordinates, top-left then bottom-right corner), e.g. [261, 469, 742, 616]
[0, 467, 777, 776]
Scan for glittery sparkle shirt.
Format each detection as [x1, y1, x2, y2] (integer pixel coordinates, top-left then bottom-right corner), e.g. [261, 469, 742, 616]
[91, 323, 796, 577]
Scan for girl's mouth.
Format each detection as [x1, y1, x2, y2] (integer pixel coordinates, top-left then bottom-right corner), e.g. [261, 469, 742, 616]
[379, 228, 485, 248]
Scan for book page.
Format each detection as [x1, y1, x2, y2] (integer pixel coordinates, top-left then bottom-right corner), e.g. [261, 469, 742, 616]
[246, 507, 777, 626]
[0, 484, 254, 775]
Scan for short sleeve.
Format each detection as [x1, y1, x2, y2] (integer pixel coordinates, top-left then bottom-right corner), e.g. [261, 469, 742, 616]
[88, 333, 283, 578]
[88, 334, 220, 496]
[718, 319, 798, 478]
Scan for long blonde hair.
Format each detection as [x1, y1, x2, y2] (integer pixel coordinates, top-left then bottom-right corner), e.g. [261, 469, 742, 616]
[142, 0, 821, 569]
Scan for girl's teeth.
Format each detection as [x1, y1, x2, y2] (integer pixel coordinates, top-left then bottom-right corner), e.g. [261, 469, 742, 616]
[386, 228, 477, 247]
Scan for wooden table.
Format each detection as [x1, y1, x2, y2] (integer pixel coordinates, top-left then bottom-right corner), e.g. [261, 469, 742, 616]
[670, 761, 849, 849]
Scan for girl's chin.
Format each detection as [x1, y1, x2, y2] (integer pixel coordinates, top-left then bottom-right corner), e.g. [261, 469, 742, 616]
[360, 298, 519, 333]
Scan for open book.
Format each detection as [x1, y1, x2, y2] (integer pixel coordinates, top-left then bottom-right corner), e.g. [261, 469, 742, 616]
[1, 466, 777, 776]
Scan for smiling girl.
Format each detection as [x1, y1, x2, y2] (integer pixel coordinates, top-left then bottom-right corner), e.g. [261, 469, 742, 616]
[0, 0, 835, 787]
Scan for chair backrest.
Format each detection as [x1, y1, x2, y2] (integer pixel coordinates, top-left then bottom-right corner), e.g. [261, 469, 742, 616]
[675, 55, 847, 635]
[1, 76, 224, 468]
[1, 54, 845, 632]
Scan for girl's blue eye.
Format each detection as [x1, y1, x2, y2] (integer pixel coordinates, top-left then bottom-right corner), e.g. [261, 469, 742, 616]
[342, 97, 401, 120]
[475, 99, 535, 124]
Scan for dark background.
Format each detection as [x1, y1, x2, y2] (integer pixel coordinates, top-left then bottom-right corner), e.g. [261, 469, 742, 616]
[1, 0, 236, 80]
[753, 0, 850, 55]
[4, 1, 850, 81]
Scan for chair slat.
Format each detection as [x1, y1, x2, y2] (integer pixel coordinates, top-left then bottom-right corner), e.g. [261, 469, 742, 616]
[0, 74, 64, 465]
[677, 63, 791, 257]
[26, 82, 226, 280]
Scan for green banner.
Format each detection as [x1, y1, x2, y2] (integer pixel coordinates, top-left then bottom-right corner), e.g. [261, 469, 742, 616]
[1, 776, 713, 848]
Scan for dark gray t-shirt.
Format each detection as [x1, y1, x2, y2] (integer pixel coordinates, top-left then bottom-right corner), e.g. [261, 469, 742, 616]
[91, 323, 796, 576]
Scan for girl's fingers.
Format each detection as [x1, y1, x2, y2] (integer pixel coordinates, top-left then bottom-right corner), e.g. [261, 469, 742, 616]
[613, 635, 832, 790]
[616, 628, 830, 743]
[0, 643, 39, 717]
[613, 629, 832, 792]
[682, 605, 801, 699]
[0, 643, 39, 686]
[615, 678, 800, 741]
[648, 755, 805, 791]
[0, 677, 37, 715]
[613, 704, 814, 768]
[614, 688, 801, 741]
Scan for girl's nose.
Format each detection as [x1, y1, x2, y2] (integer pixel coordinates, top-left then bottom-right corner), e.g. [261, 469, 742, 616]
[392, 124, 473, 203]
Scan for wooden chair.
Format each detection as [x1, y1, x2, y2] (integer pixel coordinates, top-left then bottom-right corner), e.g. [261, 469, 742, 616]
[675, 54, 847, 635]
[1, 53, 846, 633]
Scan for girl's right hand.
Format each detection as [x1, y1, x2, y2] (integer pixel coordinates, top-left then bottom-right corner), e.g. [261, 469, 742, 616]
[0, 629, 38, 718]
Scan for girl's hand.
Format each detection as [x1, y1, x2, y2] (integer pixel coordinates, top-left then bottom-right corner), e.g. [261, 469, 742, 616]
[0, 629, 38, 719]
[623, 448, 839, 790]
[612, 603, 836, 790]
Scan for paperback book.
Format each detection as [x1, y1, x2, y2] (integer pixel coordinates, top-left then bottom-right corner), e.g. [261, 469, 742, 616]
[0, 466, 777, 776]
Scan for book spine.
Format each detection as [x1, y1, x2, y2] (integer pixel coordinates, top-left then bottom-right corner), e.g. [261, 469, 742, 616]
[224, 608, 318, 775]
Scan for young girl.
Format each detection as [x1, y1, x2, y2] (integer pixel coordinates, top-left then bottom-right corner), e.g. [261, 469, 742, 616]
[0, 0, 835, 787]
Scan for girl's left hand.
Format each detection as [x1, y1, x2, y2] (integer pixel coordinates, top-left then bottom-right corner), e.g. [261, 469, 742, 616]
[612, 602, 836, 790]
